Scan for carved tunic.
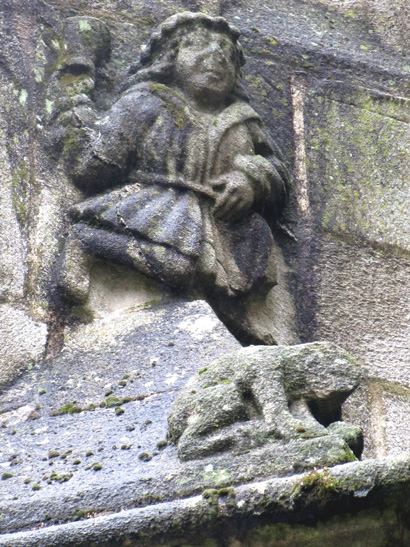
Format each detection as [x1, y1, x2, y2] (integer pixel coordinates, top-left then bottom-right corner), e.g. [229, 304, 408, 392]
[69, 82, 287, 296]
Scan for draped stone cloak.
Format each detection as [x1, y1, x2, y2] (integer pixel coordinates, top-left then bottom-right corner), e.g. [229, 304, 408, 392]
[69, 82, 287, 297]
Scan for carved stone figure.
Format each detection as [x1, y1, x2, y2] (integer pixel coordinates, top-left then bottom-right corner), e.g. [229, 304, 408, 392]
[57, 12, 289, 344]
[168, 342, 363, 460]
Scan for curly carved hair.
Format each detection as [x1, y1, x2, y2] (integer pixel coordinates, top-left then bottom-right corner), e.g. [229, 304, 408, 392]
[122, 11, 249, 102]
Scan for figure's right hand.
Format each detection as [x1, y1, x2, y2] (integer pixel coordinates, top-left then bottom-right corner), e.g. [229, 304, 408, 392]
[211, 171, 255, 222]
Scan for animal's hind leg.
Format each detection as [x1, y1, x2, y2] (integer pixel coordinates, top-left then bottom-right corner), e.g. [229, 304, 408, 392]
[175, 384, 247, 459]
[250, 376, 328, 440]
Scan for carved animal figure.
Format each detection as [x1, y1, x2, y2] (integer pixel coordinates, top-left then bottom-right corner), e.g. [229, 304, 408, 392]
[168, 341, 362, 460]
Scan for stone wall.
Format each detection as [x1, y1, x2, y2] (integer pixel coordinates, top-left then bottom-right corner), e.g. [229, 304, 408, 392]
[313, 0, 410, 56]
[285, 21, 410, 460]
[1, 1, 410, 539]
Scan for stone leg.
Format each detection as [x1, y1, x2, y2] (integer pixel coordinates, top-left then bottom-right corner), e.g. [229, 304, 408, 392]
[327, 421, 363, 458]
[289, 398, 330, 438]
[71, 223, 154, 274]
[203, 290, 278, 346]
[177, 424, 237, 460]
[201, 235, 299, 346]
[250, 377, 328, 440]
[58, 223, 150, 304]
[175, 384, 248, 459]
[177, 420, 273, 461]
[57, 231, 91, 304]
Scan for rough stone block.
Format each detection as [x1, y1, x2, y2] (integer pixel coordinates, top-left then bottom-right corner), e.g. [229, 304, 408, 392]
[383, 387, 410, 456]
[0, 298, 241, 532]
[306, 81, 410, 253]
[0, 305, 47, 390]
[308, 238, 410, 388]
[0, 75, 26, 300]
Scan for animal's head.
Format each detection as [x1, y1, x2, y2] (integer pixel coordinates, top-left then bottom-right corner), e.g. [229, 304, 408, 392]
[302, 342, 363, 426]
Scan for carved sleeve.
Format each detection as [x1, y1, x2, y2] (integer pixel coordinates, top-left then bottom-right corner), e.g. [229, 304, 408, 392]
[247, 120, 289, 218]
[67, 88, 160, 195]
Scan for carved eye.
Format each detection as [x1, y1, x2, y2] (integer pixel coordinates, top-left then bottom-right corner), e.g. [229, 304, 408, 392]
[182, 36, 194, 47]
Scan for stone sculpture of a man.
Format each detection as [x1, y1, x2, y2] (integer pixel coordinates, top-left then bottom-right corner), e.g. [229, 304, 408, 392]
[59, 12, 289, 344]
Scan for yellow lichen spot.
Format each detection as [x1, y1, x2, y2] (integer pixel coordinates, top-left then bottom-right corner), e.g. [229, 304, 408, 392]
[19, 89, 28, 106]
[266, 36, 277, 47]
[45, 99, 54, 115]
[34, 67, 44, 83]
[79, 20, 92, 32]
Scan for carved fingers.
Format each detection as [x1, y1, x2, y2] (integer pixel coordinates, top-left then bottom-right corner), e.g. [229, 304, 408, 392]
[232, 154, 275, 202]
[211, 171, 255, 221]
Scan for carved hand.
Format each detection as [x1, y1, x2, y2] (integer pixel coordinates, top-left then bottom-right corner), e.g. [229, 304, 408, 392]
[211, 171, 255, 221]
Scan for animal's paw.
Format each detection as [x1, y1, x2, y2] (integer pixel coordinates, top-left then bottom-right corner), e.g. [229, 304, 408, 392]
[269, 419, 329, 441]
[327, 421, 363, 458]
[294, 421, 329, 440]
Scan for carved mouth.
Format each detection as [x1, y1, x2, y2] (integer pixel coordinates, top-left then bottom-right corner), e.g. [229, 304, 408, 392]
[203, 68, 224, 77]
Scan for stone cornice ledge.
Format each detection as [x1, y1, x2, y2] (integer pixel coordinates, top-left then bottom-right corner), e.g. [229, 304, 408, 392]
[1, 454, 410, 546]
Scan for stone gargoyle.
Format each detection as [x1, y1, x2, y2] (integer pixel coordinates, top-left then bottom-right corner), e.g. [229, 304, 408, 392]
[168, 341, 363, 461]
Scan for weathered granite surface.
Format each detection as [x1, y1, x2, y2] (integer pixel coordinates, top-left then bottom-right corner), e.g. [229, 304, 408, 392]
[314, 0, 410, 56]
[2, 0, 410, 544]
[302, 78, 410, 458]
[0, 299, 242, 532]
[1, 455, 410, 546]
[0, 300, 361, 537]
[0, 306, 47, 391]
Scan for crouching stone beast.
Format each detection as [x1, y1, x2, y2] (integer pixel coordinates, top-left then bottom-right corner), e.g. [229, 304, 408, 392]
[168, 341, 363, 461]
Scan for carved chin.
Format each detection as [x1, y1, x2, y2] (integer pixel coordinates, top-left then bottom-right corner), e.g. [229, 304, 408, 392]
[190, 76, 233, 99]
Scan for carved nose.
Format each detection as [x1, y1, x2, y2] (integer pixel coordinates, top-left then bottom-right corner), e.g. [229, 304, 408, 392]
[206, 42, 224, 56]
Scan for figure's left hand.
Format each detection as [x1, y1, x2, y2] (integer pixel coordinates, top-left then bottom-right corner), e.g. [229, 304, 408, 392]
[211, 171, 254, 221]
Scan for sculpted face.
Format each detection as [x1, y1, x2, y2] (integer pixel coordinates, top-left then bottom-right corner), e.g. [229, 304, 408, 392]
[174, 27, 237, 107]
